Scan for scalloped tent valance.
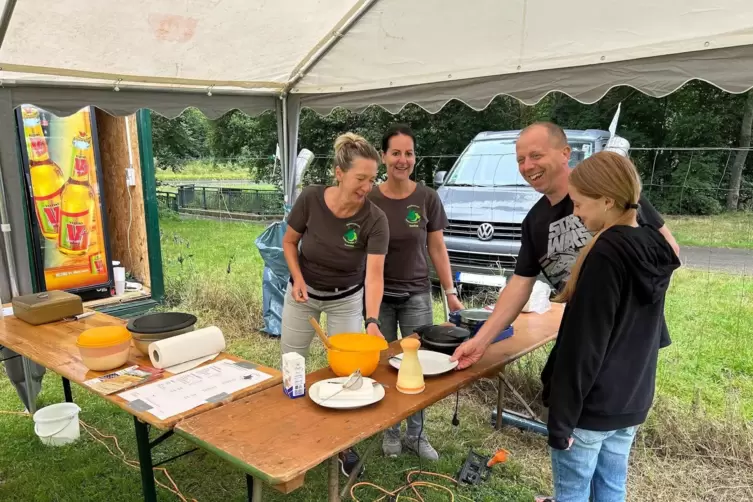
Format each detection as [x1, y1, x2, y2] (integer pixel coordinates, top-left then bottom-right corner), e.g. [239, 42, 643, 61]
[0, 0, 752, 117]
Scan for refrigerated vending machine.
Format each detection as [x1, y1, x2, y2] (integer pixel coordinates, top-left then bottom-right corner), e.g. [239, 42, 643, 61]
[16, 104, 114, 300]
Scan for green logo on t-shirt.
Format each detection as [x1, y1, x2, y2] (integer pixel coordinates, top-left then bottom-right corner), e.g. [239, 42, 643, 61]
[343, 223, 360, 247]
[406, 205, 421, 227]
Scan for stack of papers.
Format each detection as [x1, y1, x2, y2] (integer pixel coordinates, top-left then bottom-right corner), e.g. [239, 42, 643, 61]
[119, 359, 272, 420]
[84, 365, 163, 395]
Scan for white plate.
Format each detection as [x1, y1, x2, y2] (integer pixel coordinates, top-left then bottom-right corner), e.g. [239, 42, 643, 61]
[388, 350, 458, 376]
[309, 377, 385, 409]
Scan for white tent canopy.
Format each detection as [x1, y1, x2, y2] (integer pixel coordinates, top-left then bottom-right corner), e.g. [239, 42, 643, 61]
[2, 0, 753, 298]
[0, 0, 752, 112]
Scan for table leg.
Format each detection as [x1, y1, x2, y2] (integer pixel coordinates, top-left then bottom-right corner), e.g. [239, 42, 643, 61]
[21, 356, 37, 414]
[134, 417, 157, 502]
[62, 377, 73, 403]
[253, 479, 263, 502]
[328, 455, 340, 502]
[341, 438, 377, 499]
[246, 474, 263, 502]
[495, 371, 505, 432]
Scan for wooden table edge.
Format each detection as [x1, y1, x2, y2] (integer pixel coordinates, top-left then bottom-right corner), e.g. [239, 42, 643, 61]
[0, 315, 283, 430]
[176, 327, 559, 486]
[475, 330, 557, 377]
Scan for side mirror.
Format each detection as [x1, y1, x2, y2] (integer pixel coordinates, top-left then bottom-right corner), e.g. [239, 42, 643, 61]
[434, 171, 447, 187]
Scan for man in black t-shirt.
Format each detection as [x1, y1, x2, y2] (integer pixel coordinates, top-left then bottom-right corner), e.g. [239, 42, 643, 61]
[515, 183, 668, 293]
[451, 122, 680, 369]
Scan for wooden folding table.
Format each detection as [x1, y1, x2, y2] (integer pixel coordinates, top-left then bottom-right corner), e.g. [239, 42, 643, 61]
[177, 304, 563, 501]
[0, 309, 282, 502]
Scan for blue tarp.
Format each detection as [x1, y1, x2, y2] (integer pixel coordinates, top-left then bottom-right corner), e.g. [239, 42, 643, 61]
[255, 220, 290, 337]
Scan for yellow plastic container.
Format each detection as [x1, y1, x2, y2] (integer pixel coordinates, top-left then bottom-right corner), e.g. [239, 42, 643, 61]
[326, 333, 388, 377]
[76, 325, 132, 371]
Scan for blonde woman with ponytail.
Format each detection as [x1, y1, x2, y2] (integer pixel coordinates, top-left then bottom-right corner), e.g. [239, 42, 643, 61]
[554, 152, 644, 304]
[540, 151, 680, 502]
[281, 132, 389, 477]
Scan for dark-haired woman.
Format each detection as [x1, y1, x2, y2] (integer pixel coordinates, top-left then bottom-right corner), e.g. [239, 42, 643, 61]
[368, 124, 464, 461]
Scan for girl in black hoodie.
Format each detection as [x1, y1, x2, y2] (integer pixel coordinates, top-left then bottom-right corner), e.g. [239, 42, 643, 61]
[541, 152, 680, 502]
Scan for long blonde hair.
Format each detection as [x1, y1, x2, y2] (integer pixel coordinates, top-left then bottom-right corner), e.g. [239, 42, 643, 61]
[554, 151, 642, 303]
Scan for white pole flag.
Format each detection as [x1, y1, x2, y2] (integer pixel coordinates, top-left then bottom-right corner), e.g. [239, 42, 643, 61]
[608, 102, 621, 138]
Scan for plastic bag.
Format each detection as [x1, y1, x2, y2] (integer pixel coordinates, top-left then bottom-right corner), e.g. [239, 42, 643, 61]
[492, 278, 551, 314]
[260, 266, 288, 337]
[521, 280, 552, 314]
[255, 220, 290, 337]
[255, 220, 289, 277]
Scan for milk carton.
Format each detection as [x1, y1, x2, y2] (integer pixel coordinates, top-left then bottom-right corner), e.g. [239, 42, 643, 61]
[282, 352, 306, 398]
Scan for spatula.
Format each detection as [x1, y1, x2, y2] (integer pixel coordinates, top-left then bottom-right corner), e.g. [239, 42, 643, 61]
[309, 317, 333, 349]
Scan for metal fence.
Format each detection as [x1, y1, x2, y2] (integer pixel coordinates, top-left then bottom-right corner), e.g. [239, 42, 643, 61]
[155, 147, 753, 217]
[156, 185, 285, 216]
[156, 190, 179, 212]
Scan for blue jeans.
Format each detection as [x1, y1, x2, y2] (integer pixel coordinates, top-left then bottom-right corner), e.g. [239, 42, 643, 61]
[379, 292, 433, 437]
[550, 426, 638, 502]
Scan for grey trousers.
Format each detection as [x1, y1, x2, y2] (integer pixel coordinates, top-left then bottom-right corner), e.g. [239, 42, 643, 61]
[281, 282, 364, 358]
[1, 346, 45, 411]
[379, 291, 433, 438]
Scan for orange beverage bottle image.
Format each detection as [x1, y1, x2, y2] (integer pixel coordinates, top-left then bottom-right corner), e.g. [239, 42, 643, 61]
[58, 132, 95, 256]
[87, 223, 106, 275]
[22, 106, 66, 240]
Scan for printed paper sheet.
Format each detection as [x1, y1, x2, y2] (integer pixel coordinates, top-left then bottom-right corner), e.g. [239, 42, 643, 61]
[119, 359, 272, 420]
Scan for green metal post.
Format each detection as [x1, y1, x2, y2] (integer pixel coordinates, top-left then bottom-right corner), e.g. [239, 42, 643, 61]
[135, 110, 165, 303]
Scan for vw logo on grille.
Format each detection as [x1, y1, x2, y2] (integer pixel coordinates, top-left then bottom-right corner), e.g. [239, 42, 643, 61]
[477, 222, 495, 241]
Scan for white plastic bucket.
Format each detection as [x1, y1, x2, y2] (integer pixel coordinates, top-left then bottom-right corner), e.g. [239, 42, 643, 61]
[33, 403, 81, 446]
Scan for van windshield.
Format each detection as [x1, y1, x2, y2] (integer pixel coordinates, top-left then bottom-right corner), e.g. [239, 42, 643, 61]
[445, 138, 595, 187]
[445, 140, 525, 187]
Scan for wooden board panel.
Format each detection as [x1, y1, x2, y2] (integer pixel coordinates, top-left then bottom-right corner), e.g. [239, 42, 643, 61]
[95, 111, 151, 286]
[176, 304, 563, 487]
[0, 308, 282, 430]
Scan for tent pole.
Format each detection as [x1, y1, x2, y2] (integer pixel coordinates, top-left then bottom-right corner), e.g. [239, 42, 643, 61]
[0, 0, 17, 49]
[0, 154, 19, 298]
[281, 94, 290, 207]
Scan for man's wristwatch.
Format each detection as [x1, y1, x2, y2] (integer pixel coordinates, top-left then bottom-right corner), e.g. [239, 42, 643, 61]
[365, 317, 381, 329]
[444, 287, 458, 296]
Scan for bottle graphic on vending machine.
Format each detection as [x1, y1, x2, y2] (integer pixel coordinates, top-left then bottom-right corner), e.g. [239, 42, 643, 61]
[87, 221, 105, 275]
[40, 111, 50, 139]
[58, 132, 96, 256]
[21, 106, 66, 240]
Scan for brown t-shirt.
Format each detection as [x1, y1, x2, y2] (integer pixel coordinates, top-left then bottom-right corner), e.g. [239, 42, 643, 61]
[287, 185, 389, 290]
[368, 183, 449, 293]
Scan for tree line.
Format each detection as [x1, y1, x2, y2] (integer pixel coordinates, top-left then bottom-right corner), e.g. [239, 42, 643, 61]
[151, 81, 753, 215]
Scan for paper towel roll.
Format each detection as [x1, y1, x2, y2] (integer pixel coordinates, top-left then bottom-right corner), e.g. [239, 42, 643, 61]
[148, 326, 226, 374]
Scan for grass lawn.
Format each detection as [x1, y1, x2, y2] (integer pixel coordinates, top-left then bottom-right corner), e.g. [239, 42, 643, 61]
[1, 216, 751, 501]
[663, 212, 753, 250]
[157, 184, 278, 193]
[155, 160, 278, 187]
[157, 172, 253, 181]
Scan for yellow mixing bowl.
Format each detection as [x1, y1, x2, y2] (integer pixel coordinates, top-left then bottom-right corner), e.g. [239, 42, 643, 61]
[76, 325, 132, 372]
[326, 333, 389, 377]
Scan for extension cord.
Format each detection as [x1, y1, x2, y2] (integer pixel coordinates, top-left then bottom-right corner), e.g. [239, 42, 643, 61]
[351, 470, 476, 502]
